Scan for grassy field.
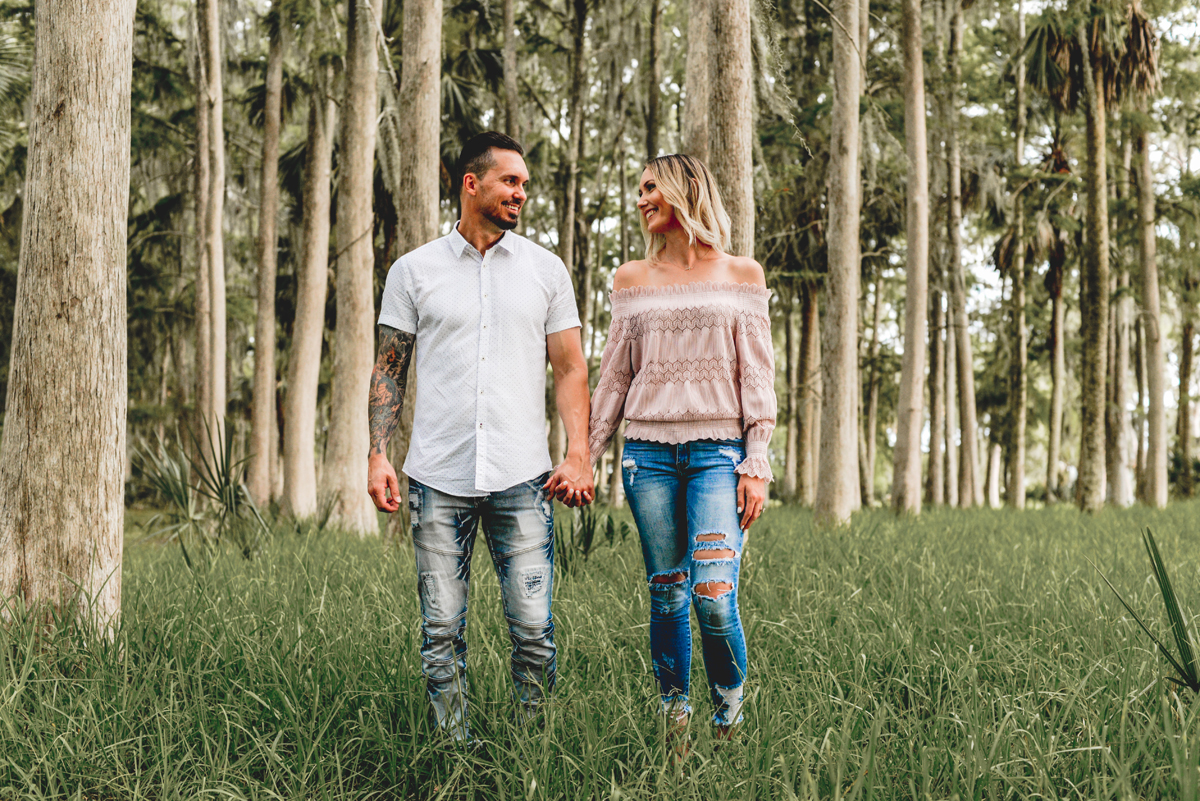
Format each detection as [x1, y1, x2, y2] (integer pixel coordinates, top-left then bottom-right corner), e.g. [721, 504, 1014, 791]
[6, 502, 1200, 799]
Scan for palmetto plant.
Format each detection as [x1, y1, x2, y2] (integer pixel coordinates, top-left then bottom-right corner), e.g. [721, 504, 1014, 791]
[137, 419, 271, 565]
[1092, 529, 1200, 693]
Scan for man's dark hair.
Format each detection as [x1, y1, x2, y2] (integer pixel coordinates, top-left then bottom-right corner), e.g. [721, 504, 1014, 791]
[456, 131, 525, 189]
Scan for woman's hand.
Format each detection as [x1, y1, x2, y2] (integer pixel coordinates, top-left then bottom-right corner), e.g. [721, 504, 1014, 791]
[736, 475, 767, 530]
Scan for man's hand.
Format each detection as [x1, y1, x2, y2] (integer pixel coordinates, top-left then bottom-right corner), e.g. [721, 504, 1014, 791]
[544, 452, 595, 507]
[736, 475, 767, 530]
[368, 453, 402, 512]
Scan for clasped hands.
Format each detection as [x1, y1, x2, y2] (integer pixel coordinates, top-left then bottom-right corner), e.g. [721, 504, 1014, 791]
[543, 452, 595, 508]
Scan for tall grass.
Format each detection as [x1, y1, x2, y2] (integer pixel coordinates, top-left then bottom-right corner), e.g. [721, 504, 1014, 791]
[5, 502, 1200, 798]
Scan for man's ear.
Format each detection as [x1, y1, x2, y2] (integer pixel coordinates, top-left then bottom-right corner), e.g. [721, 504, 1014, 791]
[462, 173, 478, 197]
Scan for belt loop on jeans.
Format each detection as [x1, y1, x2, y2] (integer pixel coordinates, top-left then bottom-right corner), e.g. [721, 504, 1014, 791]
[677, 442, 689, 467]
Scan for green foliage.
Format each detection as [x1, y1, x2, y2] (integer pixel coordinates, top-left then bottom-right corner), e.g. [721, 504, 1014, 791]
[554, 503, 631, 575]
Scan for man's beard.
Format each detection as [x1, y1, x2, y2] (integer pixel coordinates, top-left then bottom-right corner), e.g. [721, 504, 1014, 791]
[482, 202, 519, 231]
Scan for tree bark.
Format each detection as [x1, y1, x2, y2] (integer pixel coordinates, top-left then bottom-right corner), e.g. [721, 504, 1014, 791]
[985, 441, 1002, 508]
[560, 0, 586, 274]
[783, 295, 800, 499]
[946, 0, 980, 507]
[710, 0, 754, 258]
[1136, 122, 1167, 507]
[1180, 311, 1195, 498]
[815, 0, 861, 527]
[863, 276, 882, 505]
[248, 18, 284, 508]
[282, 73, 336, 518]
[387, 0, 442, 539]
[1005, 0, 1026, 508]
[944, 306, 958, 506]
[1076, 39, 1109, 512]
[199, 0, 227, 447]
[1135, 315, 1147, 500]
[1046, 239, 1065, 502]
[927, 289, 944, 505]
[326, 0, 381, 535]
[797, 280, 819, 506]
[682, 0, 710, 161]
[646, 0, 663, 159]
[503, 0, 520, 139]
[0, 0, 134, 632]
[193, 9, 212, 455]
[891, 0, 928, 514]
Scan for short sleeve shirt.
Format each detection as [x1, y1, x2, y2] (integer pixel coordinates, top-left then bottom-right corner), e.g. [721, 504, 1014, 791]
[378, 224, 582, 496]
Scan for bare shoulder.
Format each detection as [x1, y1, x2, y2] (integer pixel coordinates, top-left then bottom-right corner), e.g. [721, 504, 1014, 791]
[727, 256, 766, 287]
[612, 260, 650, 291]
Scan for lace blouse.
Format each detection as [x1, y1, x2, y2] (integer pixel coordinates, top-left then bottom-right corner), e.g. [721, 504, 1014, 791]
[588, 281, 776, 481]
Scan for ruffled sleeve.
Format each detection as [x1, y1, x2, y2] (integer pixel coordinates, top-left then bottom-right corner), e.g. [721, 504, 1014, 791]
[588, 313, 635, 467]
[734, 294, 777, 481]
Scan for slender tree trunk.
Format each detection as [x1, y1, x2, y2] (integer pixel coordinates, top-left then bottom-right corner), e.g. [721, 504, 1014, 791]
[815, 0, 861, 527]
[0, 0, 134, 632]
[892, 0, 928, 514]
[710, 0, 754, 258]
[200, 0, 226, 446]
[1135, 315, 1147, 500]
[944, 309, 958, 506]
[646, 0, 662, 159]
[560, 0, 586, 274]
[387, 0, 442, 538]
[1077, 41, 1109, 512]
[248, 19, 284, 508]
[1136, 121, 1166, 507]
[682, 0, 710, 161]
[946, 0, 979, 507]
[1180, 311, 1195, 498]
[1112, 266, 1133, 506]
[927, 289, 945, 505]
[798, 281, 822, 506]
[784, 296, 800, 500]
[1006, 0, 1026, 508]
[193, 10, 212, 454]
[503, 0, 520, 139]
[985, 441, 1002, 508]
[1046, 242, 1065, 502]
[282, 75, 336, 518]
[863, 276, 882, 505]
[326, 0, 380, 535]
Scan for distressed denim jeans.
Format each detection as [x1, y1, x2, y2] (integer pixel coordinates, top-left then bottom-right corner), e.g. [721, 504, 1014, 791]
[621, 439, 749, 727]
[407, 473, 557, 741]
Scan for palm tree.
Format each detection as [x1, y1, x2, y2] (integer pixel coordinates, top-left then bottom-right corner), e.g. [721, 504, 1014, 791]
[1025, 0, 1160, 511]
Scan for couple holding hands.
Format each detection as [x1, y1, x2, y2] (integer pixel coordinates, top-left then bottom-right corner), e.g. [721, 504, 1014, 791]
[366, 132, 776, 749]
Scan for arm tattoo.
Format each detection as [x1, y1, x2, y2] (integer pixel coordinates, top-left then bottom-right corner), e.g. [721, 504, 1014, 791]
[369, 325, 416, 456]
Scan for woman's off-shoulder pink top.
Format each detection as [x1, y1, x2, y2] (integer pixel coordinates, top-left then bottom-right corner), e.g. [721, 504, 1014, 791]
[587, 281, 776, 481]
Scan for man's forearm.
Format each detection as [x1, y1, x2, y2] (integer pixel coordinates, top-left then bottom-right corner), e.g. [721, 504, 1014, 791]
[554, 365, 591, 461]
[369, 327, 416, 456]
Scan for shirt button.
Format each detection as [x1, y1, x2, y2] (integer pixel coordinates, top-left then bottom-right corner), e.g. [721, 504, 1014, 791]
[479, 423, 483, 429]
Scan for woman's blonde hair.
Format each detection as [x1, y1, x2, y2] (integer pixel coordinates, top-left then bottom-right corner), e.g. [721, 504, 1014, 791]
[640, 154, 731, 261]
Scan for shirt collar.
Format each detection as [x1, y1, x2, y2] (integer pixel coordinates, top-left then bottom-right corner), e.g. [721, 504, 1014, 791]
[450, 221, 516, 259]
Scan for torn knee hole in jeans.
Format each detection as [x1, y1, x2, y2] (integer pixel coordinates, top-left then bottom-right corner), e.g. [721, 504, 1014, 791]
[695, 547, 736, 560]
[695, 580, 734, 599]
[650, 571, 687, 586]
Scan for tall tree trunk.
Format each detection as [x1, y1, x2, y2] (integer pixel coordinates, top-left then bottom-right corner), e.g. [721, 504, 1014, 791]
[1110, 132, 1133, 507]
[1046, 240, 1065, 502]
[710, 0, 754, 258]
[863, 276, 882, 504]
[784, 295, 800, 500]
[944, 308, 959, 506]
[815, 0, 861, 527]
[193, 10, 212, 455]
[0, 0, 134, 632]
[682, 0, 710, 161]
[892, 0, 929, 514]
[646, 0, 662, 159]
[946, 0, 980, 507]
[985, 441, 1002, 508]
[387, 0, 442, 538]
[248, 18, 284, 508]
[798, 280, 821, 506]
[1005, 0, 1026, 508]
[1180, 310, 1195, 498]
[927, 289, 944, 505]
[282, 75, 336, 518]
[200, 0, 226, 446]
[326, 0, 380, 535]
[1136, 121, 1167, 507]
[503, 0, 520, 139]
[1076, 39, 1109, 512]
[560, 0, 586, 275]
[1135, 315, 1147, 500]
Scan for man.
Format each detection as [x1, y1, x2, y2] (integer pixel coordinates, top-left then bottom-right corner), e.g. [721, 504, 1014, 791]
[367, 131, 594, 741]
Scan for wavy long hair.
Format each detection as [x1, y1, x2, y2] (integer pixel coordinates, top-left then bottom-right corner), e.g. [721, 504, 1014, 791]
[640, 154, 731, 262]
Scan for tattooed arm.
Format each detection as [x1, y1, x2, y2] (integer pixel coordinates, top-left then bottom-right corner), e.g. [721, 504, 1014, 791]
[367, 325, 416, 512]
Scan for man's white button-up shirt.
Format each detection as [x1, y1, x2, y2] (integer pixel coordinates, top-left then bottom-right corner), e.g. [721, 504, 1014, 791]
[377, 224, 581, 496]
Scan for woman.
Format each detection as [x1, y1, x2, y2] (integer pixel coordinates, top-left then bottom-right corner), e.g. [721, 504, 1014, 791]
[588, 154, 775, 745]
